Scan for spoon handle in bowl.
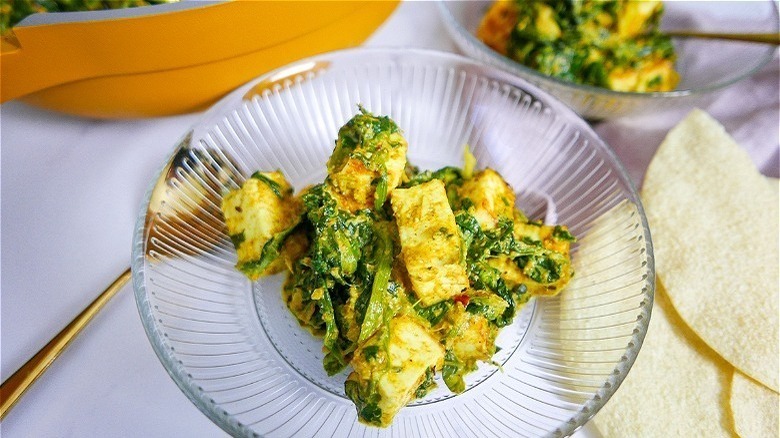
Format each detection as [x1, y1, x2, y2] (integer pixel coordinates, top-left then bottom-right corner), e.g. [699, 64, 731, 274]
[666, 31, 780, 45]
[0, 268, 131, 419]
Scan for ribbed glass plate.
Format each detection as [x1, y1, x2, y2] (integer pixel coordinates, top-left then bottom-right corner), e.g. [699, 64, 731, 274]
[132, 48, 654, 438]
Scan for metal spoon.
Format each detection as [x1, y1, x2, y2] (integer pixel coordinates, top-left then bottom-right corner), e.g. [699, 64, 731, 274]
[665, 31, 780, 45]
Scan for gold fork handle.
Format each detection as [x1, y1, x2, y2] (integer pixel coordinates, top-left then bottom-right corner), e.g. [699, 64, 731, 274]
[666, 31, 780, 45]
[0, 268, 132, 419]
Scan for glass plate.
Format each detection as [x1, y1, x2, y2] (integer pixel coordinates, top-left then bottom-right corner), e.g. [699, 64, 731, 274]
[132, 48, 654, 438]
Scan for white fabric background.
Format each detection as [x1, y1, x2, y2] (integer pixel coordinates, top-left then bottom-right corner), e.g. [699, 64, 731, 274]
[1, 2, 777, 437]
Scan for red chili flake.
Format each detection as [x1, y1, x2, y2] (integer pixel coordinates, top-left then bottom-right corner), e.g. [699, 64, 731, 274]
[453, 294, 470, 306]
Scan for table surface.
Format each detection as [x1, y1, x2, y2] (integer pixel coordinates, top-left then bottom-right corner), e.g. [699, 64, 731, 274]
[1, 2, 777, 437]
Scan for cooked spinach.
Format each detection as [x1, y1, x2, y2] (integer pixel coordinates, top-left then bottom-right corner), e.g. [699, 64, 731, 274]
[414, 366, 437, 398]
[411, 297, 453, 327]
[237, 219, 300, 278]
[481, 0, 678, 92]
[328, 106, 402, 176]
[345, 379, 383, 426]
[442, 349, 468, 394]
[229, 232, 245, 249]
[358, 223, 394, 344]
[251, 171, 285, 199]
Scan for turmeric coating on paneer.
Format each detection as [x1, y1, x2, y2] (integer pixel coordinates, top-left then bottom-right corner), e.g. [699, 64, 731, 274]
[222, 108, 576, 428]
[391, 180, 470, 307]
[347, 316, 444, 426]
[477, 0, 679, 92]
[221, 171, 302, 280]
[458, 169, 516, 230]
[445, 303, 497, 364]
[327, 108, 408, 212]
[476, 0, 518, 55]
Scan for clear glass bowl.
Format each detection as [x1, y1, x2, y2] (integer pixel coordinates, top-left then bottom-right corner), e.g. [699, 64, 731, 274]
[132, 48, 655, 437]
[438, 1, 779, 120]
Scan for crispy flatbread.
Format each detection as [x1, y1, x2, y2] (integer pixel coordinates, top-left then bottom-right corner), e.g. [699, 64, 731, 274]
[730, 370, 780, 438]
[641, 109, 779, 392]
[593, 282, 735, 437]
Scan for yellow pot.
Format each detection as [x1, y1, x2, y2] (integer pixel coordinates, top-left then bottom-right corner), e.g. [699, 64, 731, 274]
[0, 0, 399, 118]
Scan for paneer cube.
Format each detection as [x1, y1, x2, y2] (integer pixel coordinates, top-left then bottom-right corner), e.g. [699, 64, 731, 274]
[636, 59, 679, 92]
[326, 110, 408, 212]
[458, 169, 516, 230]
[476, 0, 518, 55]
[221, 171, 301, 280]
[391, 180, 469, 306]
[445, 304, 497, 365]
[534, 3, 562, 40]
[328, 158, 378, 212]
[606, 67, 640, 93]
[617, 0, 662, 38]
[348, 316, 444, 426]
[487, 255, 526, 289]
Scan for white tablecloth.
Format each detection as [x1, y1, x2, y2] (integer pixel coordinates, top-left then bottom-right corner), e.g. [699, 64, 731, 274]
[1, 2, 777, 437]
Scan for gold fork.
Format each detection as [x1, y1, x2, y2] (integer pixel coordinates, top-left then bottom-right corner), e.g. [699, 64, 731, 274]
[0, 269, 131, 419]
[665, 31, 780, 45]
[1, 133, 234, 420]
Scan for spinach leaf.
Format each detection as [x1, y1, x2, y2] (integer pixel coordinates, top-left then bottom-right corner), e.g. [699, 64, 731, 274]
[374, 173, 388, 211]
[358, 223, 393, 344]
[402, 166, 463, 188]
[466, 294, 508, 322]
[455, 210, 571, 325]
[411, 296, 453, 326]
[415, 366, 437, 398]
[319, 288, 345, 375]
[442, 350, 467, 394]
[471, 262, 515, 327]
[359, 403, 383, 424]
[327, 107, 401, 176]
[250, 171, 284, 199]
[334, 230, 359, 276]
[229, 232, 245, 249]
[524, 251, 568, 284]
[323, 350, 346, 376]
[237, 219, 300, 278]
[302, 184, 374, 280]
[552, 225, 576, 242]
[362, 345, 380, 361]
[345, 379, 384, 426]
